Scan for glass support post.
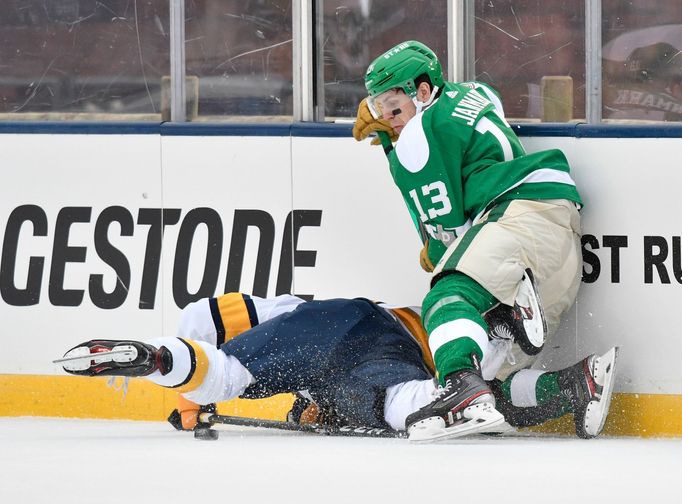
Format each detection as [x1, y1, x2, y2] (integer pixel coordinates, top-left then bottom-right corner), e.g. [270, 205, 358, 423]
[314, 0, 325, 121]
[449, 0, 475, 82]
[293, 0, 314, 121]
[170, 0, 186, 122]
[448, 0, 463, 81]
[586, 0, 602, 123]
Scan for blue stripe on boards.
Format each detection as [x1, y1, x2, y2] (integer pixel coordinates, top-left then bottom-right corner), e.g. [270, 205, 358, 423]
[3, 120, 682, 138]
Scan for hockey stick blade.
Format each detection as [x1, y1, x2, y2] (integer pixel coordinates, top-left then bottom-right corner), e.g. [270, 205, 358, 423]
[199, 413, 407, 439]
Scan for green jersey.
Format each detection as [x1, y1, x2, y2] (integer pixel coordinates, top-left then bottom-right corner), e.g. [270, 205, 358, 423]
[387, 81, 582, 266]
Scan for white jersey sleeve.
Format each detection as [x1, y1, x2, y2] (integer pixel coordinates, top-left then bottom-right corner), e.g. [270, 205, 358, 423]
[251, 294, 306, 322]
[177, 293, 306, 347]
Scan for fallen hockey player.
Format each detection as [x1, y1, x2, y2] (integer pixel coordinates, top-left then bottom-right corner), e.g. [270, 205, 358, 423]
[56, 287, 618, 442]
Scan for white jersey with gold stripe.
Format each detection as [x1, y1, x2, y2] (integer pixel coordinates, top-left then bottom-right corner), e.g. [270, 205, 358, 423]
[176, 293, 434, 373]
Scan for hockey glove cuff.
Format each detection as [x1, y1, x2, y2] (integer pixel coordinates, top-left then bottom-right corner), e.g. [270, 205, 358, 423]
[287, 395, 324, 425]
[177, 395, 201, 430]
[420, 241, 435, 273]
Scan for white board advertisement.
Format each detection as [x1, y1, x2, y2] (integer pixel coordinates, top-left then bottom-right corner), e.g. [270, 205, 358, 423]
[0, 134, 163, 374]
[1, 132, 681, 397]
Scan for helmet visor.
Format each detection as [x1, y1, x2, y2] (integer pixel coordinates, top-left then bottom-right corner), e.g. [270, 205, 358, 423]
[367, 89, 413, 120]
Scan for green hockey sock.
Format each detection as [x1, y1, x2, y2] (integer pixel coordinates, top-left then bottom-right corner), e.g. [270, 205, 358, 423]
[501, 371, 572, 415]
[536, 373, 565, 405]
[432, 337, 483, 384]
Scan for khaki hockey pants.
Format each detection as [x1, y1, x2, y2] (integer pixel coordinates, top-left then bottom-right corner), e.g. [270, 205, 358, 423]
[433, 198, 582, 338]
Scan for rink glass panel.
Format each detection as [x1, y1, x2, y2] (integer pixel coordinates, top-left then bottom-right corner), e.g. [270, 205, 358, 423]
[1, 1, 682, 123]
[472, 0, 682, 123]
[184, 0, 293, 121]
[473, 0, 587, 122]
[0, 0, 169, 120]
[318, 0, 448, 119]
[601, 1, 682, 122]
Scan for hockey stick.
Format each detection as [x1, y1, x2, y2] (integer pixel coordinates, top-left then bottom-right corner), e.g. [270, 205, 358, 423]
[196, 412, 407, 440]
[377, 130, 394, 156]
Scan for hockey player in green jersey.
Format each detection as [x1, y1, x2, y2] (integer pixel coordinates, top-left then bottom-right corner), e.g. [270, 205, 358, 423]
[353, 40, 583, 441]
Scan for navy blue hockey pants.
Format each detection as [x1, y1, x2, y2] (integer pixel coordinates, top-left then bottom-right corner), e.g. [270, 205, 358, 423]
[221, 298, 431, 428]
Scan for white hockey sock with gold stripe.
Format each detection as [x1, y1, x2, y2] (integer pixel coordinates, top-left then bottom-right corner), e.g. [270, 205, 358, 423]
[146, 337, 254, 405]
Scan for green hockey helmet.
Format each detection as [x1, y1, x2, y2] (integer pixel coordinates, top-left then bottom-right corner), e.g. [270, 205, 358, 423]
[365, 40, 444, 97]
[365, 40, 444, 118]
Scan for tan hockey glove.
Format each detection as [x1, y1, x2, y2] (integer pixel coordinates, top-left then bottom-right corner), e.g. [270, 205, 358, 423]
[352, 98, 399, 145]
[178, 395, 201, 430]
[420, 241, 435, 272]
[167, 395, 204, 431]
[287, 394, 339, 426]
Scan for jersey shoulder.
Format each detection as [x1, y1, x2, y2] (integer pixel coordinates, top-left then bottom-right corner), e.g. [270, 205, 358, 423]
[422, 82, 490, 144]
[429, 82, 500, 126]
[459, 81, 507, 119]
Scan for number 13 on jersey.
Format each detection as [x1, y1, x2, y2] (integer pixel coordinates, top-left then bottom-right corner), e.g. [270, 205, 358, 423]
[408, 181, 452, 223]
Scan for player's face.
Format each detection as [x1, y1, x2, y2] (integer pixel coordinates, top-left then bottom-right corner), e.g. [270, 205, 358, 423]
[370, 89, 416, 133]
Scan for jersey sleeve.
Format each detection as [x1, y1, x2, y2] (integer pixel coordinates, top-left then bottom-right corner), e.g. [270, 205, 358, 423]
[250, 294, 307, 322]
[176, 293, 306, 347]
[470, 82, 506, 120]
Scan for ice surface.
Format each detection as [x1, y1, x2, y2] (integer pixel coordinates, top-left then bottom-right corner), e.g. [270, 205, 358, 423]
[1, 417, 680, 504]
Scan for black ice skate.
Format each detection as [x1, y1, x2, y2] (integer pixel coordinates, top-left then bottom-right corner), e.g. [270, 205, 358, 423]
[484, 268, 547, 355]
[558, 347, 619, 438]
[54, 340, 172, 377]
[405, 361, 505, 441]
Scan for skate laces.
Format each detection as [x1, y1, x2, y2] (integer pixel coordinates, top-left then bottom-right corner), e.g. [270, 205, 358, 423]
[490, 323, 514, 341]
[489, 325, 520, 365]
[504, 341, 516, 366]
[561, 387, 576, 404]
[481, 339, 516, 381]
[433, 379, 453, 399]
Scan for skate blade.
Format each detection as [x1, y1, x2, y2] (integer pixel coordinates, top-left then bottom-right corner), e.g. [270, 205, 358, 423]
[478, 420, 516, 435]
[408, 403, 505, 442]
[583, 346, 619, 437]
[54, 345, 138, 371]
[519, 270, 547, 349]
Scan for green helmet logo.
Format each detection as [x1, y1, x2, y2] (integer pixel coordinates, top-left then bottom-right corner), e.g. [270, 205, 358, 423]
[365, 40, 444, 99]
